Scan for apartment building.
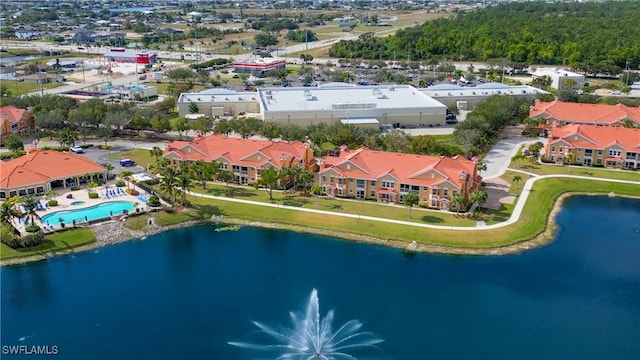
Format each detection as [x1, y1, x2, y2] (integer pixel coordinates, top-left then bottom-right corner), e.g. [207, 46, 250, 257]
[544, 124, 640, 169]
[317, 147, 480, 210]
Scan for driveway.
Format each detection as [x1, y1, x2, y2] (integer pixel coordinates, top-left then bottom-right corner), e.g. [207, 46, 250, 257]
[481, 128, 545, 179]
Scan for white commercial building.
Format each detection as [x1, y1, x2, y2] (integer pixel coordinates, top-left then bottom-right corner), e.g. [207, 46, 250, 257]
[257, 83, 447, 128]
[177, 89, 259, 117]
[420, 83, 549, 110]
[531, 68, 585, 90]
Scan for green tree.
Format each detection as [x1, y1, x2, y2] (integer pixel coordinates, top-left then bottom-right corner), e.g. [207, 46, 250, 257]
[170, 117, 190, 140]
[58, 127, 78, 147]
[512, 174, 522, 185]
[176, 165, 192, 205]
[5, 135, 24, 154]
[0, 197, 19, 225]
[160, 165, 178, 205]
[119, 170, 134, 189]
[254, 32, 278, 48]
[310, 184, 323, 206]
[192, 117, 213, 135]
[21, 194, 39, 226]
[255, 167, 281, 200]
[451, 192, 466, 216]
[216, 168, 234, 194]
[469, 188, 488, 210]
[297, 169, 315, 196]
[189, 101, 199, 114]
[191, 160, 218, 189]
[213, 118, 233, 136]
[259, 121, 281, 141]
[404, 191, 419, 219]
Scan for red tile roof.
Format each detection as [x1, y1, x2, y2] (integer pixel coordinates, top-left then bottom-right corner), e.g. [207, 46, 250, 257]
[165, 134, 312, 168]
[0, 149, 106, 189]
[530, 100, 640, 125]
[0, 105, 28, 126]
[549, 124, 640, 150]
[320, 148, 478, 188]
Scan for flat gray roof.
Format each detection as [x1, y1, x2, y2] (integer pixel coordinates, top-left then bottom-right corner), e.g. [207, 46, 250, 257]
[420, 84, 548, 97]
[258, 84, 445, 112]
[178, 91, 257, 103]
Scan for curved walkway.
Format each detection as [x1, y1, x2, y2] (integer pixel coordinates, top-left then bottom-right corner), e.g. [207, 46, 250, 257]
[185, 174, 640, 232]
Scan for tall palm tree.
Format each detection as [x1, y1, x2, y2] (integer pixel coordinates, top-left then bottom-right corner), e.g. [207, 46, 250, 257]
[120, 170, 134, 189]
[469, 188, 488, 210]
[21, 195, 39, 226]
[102, 163, 115, 181]
[176, 167, 192, 206]
[216, 168, 234, 195]
[310, 184, 323, 207]
[451, 192, 466, 216]
[160, 166, 178, 205]
[59, 127, 78, 147]
[0, 198, 19, 225]
[476, 161, 487, 176]
[149, 146, 164, 166]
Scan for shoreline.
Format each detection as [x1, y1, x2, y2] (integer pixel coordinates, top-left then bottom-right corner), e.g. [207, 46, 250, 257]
[1, 192, 637, 266]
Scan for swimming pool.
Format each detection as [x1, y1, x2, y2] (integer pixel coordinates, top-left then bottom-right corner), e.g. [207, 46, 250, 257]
[70, 201, 86, 206]
[41, 201, 135, 225]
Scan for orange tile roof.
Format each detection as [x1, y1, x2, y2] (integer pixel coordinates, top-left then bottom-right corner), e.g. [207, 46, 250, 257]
[320, 148, 478, 188]
[0, 105, 28, 126]
[549, 124, 640, 150]
[165, 134, 312, 168]
[0, 149, 106, 189]
[530, 100, 640, 125]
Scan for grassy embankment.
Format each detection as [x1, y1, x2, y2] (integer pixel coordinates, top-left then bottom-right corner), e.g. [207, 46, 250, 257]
[0, 228, 96, 262]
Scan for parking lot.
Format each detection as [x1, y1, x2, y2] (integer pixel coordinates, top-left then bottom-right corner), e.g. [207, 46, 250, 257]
[72, 147, 147, 177]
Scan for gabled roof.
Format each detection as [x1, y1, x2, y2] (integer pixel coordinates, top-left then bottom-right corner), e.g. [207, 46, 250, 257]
[164, 134, 312, 169]
[320, 148, 477, 188]
[549, 124, 640, 151]
[0, 105, 28, 125]
[530, 100, 640, 125]
[0, 149, 106, 189]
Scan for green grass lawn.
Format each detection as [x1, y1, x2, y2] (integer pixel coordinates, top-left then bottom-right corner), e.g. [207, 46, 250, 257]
[109, 149, 156, 169]
[182, 178, 639, 249]
[2, 80, 66, 96]
[0, 228, 96, 261]
[510, 159, 640, 181]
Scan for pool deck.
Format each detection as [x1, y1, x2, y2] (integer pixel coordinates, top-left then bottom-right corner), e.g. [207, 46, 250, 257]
[11, 184, 151, 235]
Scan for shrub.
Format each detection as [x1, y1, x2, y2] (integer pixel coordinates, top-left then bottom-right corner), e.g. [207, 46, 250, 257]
[41, 145, 69, 151]
[164, 207, 175, 213]
[220, 69, 229, 74]
[148, 195, 161, 207]
[70, 186, 80, 191]
[79, 144, 94, 149]
[25, 224, 41, 233]
[48, 199, 58, 206]
[21, 232, 45, 247]
[89, 192, 99, 199]
[116, 180, 125, 187]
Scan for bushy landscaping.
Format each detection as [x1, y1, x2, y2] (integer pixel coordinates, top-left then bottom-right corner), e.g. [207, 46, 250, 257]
[0, 228, 96, 261]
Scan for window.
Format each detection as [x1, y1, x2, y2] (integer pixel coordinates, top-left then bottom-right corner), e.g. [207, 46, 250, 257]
[322, 175, 326, 182]
[27, 188, 35, 195]
[9, 191, 17, 198]
[370, 180, 376, 187]
[443, 188, 449, 196]
[411, 185, 419, 192]
[11, 123, 18, 131]
[0, 192, 5, 199]
[382, 180, 394, 188]
[349, 178, 354, 183]
[598, 150, 603, 155]
[609, 149, 621, 157]
[559, 146, 563, 152]
[349, 189, 353, 194]
[220, 163, 227, 170]
[399, 184, 410, 192]
[585, 149, 593, 156]
[330, 176, 334, 183]
[432, 188, 438, 195]
[431, 200, 436, 207]
[356, 179, 365, 188]
[596, 159, 602, 164]
[338, 178, 345, 185]
[551, 146, 555, 152]
[370, 191, 375, 197]
[18, 189, 27, 196]
[423, 186, 428, 191]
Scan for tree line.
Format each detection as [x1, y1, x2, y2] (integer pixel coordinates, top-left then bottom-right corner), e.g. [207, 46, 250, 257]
[329, 2, 640, 74]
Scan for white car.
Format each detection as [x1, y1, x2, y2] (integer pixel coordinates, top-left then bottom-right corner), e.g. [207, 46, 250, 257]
[69, 146, 84, 154]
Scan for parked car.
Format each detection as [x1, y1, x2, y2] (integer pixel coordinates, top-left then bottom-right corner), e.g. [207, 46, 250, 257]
[119, 159, 136, 167]
[69, 146, 84, 154]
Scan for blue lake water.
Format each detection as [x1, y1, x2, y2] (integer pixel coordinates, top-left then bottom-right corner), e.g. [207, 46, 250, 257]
[1, 196, 639, 359]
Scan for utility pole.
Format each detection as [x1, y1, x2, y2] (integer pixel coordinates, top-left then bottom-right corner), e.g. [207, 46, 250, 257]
[305, 28, 308, 52]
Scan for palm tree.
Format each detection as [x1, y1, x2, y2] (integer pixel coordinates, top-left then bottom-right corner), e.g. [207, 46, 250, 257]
[310, 184, 323, 207]
[476, 161, 487, 176]
[469, 188, 488, 210]
[59, 127, 78, 147]
[21, 195, 39, 226]
[0, 198, 19, 225]
[87, 181, 99, 195]
[160, 166, 178, 205]
[284, 166, 302, 192]
[404, 191, 419, 219]
[102, 163, 115, 181]
[512, 175, 522, 186]
[149, 146, 164, 166]
[451, 192, 466, 216]
[176, 166, 192, 206]
[120, 170, 134, 189]
[44, 190, 58, 202]
[620, 119, 637, 128]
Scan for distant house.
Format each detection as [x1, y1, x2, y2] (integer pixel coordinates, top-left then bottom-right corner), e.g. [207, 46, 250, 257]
[543, 124, 640, 169]
[531, 68, 585, 90]
[0, 105, 34, 144]
[530, 100, 640, 127]
[0, 66, 17, 80]
[21, 73, 65, 84]
[14, 26, 40, 40]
